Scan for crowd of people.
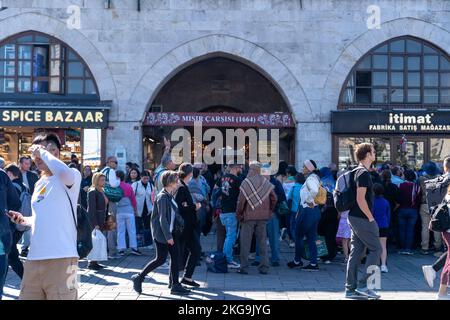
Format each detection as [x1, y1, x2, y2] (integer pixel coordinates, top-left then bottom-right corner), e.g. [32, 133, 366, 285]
[0, 134, 449, 300]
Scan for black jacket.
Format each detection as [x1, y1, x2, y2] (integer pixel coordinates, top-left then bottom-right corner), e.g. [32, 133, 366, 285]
[0, 169, 21, 255]
[87, 189, 107, 231]
[175, 180, 197, 236]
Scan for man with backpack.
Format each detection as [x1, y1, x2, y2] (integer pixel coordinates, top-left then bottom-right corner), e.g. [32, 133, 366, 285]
[344, 143, 382, 300]
[5, 164, 31, 279]
[422, 157, 450, 288]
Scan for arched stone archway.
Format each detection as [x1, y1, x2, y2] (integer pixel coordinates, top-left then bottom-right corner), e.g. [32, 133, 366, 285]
[322, 17, 450, 116]
[0, 11, 117, 104]
[127, 34, 311, 168]
[128, 34, 311, 123]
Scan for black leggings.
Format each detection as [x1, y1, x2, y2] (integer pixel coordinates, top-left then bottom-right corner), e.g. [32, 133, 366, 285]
[139, 239, 180, 285]
[181, 231, 201, 279]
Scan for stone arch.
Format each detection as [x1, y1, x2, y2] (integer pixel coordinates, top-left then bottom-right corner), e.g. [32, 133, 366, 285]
[0, 11, 117, 103]
[322, 17, 450, 115]
[128, 34, 312, 123]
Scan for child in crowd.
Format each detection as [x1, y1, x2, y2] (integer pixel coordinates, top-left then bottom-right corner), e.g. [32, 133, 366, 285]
[336, 210, 351, 263]
[373, 183, 391, 273]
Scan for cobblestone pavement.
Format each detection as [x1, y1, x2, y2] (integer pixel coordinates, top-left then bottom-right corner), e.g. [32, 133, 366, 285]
[3, 233, 441, 300]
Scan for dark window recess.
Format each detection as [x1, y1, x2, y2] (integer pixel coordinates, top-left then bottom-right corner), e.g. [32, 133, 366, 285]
[356, 71, 371, 86]
[339, 36, 450, 108]
[356, 88, 371, 103]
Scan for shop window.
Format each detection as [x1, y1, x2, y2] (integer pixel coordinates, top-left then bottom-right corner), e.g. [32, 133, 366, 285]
[340, 36, 450, 107]
[431, 138, 450, 164]
[338, 137, 390, 170]
[0, 31, 98, 97]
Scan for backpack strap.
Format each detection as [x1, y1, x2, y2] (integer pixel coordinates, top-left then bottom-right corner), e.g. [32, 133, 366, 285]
[63, 189, 78, 238]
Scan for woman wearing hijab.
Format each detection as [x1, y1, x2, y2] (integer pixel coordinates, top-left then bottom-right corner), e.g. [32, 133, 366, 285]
[287, 160, 322, 271]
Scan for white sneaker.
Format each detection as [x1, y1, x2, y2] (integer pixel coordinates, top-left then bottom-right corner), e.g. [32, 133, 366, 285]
[227, 261, 240, 269]
[380, 265, 388, 273]
[422, 265, 436, 288]
[248, 253, 256, 260]
[289, 241, 295, 248]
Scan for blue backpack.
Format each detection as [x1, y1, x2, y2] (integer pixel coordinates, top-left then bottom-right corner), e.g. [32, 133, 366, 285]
[206, 251, 228, 273]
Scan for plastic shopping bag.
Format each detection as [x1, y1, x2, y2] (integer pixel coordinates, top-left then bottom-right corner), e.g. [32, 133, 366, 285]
[86, 229, 108, 261]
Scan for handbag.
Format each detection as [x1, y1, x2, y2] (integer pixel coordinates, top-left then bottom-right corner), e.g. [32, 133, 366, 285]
[101, 168, 124, 203]
[64, 189, 93, 259]
[103, 212, 116, 231]
[277, 201, 290, 216]
[301, 235, 329, 260]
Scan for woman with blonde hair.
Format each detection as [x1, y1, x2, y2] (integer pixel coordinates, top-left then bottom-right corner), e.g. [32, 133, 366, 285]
[87, 172, 109, 270]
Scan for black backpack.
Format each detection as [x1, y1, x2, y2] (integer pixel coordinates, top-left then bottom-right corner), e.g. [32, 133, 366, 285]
[64, 189, 93, 259]
[429, 199, 450, 233]
[425, 174, 450, 212]
[333, 168, 358, 212]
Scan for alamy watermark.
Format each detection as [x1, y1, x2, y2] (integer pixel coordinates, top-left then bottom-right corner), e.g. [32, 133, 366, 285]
[366, 265, 381, 290]
[66, 5, 81, 30]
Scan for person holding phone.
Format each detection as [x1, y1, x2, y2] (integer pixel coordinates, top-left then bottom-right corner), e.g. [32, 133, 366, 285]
[8, 133, 81, 300]
[131, 170, 191, 295]
[0, 168, 21, 300]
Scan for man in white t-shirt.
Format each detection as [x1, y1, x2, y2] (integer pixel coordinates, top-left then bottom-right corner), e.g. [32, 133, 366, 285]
[9, 133, 81, 300]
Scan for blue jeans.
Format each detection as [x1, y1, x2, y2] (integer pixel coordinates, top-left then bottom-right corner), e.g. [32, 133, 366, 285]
[117, 213, 138, 250]
[398, 208, 418, 251]
[0, 254, 7, 300]
[294, 206, 321, 265]
[219, 213, 238, 263]
[289, 211, 297, 242]
[255, 214, 280, 263]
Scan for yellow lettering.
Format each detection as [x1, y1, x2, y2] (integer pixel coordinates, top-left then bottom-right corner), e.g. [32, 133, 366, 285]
[74, 112, 84, 122]
[2, 111, 10, 122]
[85, 112, 94, 122]
[54, 111, 64, 122]
[95, 112, 103, 123]
[65, 111, 73, 122]
[46, 111, 53, 122]
[11, 111, 19, 121]
[24, 111, 34, 122]
[35, 111, 41, 122]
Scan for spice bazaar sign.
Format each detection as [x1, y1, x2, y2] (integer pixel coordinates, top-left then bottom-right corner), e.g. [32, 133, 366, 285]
[331, 111, 450, 134]
[0, 109, 108, 128]
[144, 112, 295, 128]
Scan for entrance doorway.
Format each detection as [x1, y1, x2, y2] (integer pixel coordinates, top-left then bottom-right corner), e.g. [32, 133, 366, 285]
[142, 57, 295, 169]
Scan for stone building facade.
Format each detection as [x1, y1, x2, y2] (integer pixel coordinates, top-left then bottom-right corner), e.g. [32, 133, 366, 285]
[0, 0, 450, 169]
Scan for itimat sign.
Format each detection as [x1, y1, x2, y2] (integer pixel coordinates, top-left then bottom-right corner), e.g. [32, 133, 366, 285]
[0, 109, 109, 128]
[332, 110, 450, 134]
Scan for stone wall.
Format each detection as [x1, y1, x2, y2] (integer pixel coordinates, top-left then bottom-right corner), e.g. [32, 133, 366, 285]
[0, 0, 449, 168]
